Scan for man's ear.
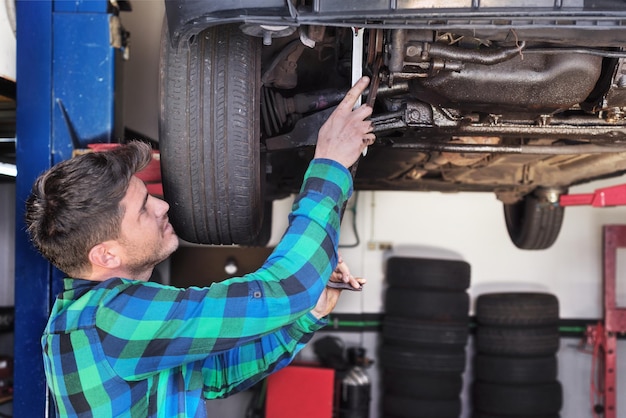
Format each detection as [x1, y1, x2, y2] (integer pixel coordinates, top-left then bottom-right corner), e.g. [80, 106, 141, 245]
[88, 242, 122, 269]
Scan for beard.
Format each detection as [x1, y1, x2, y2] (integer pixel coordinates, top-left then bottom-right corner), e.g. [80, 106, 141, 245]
[121, 234, 179, 280]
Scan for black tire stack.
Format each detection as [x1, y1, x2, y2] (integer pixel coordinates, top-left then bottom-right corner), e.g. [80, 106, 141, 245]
[380, 257, 471, 418]
[473, 292, 562, 418]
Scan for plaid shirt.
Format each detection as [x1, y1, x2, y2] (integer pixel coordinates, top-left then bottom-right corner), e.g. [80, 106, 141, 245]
[42, 159, 352, 417]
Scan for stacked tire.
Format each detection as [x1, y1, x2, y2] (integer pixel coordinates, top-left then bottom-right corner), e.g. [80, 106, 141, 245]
[380, 257, 471, 418]
[473, 292, 562, 418]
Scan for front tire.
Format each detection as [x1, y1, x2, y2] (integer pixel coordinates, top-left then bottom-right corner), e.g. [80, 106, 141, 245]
[159, 23, 263, 245]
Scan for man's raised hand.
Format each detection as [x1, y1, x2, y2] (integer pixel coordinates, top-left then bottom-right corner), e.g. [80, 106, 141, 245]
[314, 76, 375, 168]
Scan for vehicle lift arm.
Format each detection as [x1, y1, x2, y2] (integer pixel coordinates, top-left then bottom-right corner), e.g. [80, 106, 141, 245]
[560, 184, 626, 208]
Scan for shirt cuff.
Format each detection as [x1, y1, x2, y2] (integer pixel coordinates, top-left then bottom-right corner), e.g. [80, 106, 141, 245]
[301, 159, 353, 204]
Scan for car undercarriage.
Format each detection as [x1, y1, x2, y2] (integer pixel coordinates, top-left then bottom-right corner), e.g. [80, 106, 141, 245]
[160, 0, 626, 249]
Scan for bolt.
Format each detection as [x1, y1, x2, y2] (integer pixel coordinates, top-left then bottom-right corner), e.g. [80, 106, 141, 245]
[606, 107, 625, 123]
[406, 45, 421, 57]
[408, 109, 421, 122]
[488, 114, 502, 125]
[538, 114, 551, 126]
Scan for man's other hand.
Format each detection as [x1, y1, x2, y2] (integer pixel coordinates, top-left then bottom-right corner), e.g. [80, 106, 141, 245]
[311, 260, 367, 319]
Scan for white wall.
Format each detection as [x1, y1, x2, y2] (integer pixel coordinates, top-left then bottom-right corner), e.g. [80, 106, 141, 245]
[121, 2, 626, 417]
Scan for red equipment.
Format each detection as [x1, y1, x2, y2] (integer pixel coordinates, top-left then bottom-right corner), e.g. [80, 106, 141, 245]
[265, 365, 335, 418]
[585, 225, 626, 418]
[560, 184, 626, 207]
[561, 184, 626, 417]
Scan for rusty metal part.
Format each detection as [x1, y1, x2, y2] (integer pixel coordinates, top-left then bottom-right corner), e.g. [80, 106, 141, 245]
[372, 110, 626, 140]
[261, 87, 350, 137]
[365, 29, 384, 107]
[389, 141, 626, 155]
[366, 54, 383, 108]
[264, 108, 626, 152]
[423, 136, 500, 169]
[418, 52, 602, 113]
[444, 123, 626, 140]
[306, 25, 326, 43]
[414, 40, 526, 65]
[441, 136, 501, 166]
[261, 82, 410, 138]
[366, 27, 382, 68]
[261, 39, 306, 89]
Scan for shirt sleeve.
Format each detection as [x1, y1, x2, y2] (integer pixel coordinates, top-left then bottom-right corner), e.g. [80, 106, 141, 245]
[96, 158, 352, 379]
[201, 313, 327, 399]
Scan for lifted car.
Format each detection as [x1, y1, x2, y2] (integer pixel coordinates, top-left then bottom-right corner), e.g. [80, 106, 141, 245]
[159, 0, 626, 249]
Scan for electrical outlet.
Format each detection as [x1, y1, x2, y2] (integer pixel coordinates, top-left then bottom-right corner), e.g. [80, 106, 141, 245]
[367, 241, 393, 250]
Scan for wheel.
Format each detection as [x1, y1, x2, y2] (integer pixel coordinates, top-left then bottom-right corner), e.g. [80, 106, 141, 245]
[382, 317, 469, 348]
[476, 292, 559, 326]
[473, 413, 560, 418]
[474, 355, 558, 384]
[384, 288, 469, 322]
[473, 381, 563, 415]
[475, 326, 560, 357]
[159, 22, 264, 245]
[503, 190, 565, 250]
[383, 370, 463, 399]
[383, 395, 461, 418]
[380, 344, 467, 374]
[386, 257, 471, 291]
[250, 200, 273, 247]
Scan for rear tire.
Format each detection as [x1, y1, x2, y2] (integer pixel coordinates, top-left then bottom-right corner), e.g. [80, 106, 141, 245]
[159, 23, 264, 245]
[504, 191, 564, 250]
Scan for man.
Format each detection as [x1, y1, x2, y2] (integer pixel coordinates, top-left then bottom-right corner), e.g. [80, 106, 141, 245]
[24, 77, 374, 417]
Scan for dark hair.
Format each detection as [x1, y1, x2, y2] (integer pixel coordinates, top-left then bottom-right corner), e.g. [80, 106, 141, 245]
[24, 141, 153, 276]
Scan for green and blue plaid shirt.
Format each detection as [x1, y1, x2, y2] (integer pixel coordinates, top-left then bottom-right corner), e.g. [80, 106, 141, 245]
[42, 159, 352, 417]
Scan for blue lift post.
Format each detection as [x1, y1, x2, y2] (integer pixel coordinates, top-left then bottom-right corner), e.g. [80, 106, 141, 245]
[15, 0, 127, 415]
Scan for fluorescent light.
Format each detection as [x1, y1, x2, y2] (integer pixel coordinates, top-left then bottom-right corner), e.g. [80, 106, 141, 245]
[0, 162, 16, 177]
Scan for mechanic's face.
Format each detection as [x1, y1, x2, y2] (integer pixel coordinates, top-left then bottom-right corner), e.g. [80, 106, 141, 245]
[117, 176, 179, 278]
